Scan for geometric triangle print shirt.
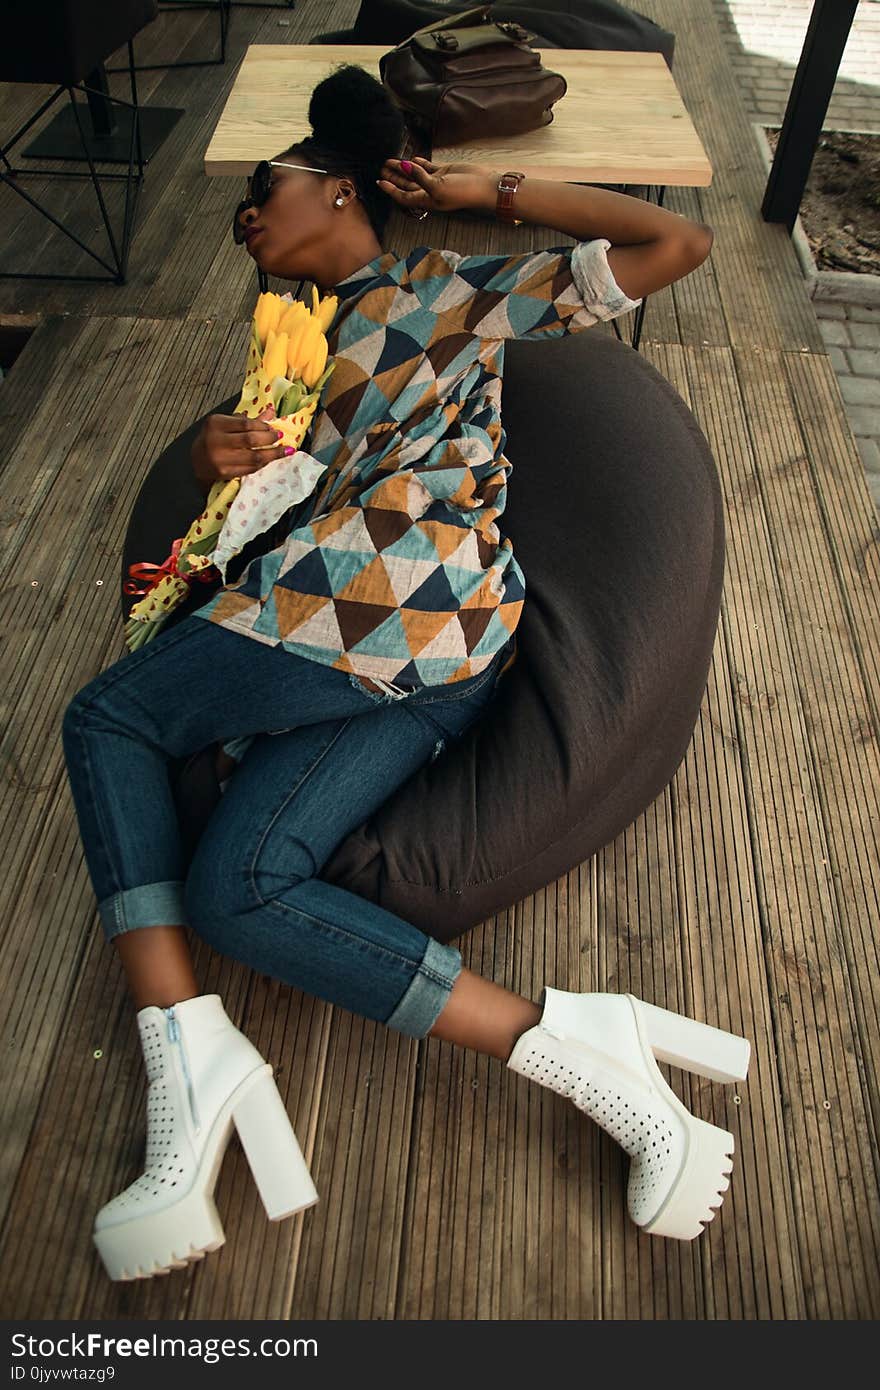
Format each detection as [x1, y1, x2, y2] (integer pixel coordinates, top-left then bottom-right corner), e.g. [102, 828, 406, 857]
[194, 238, 641, 691]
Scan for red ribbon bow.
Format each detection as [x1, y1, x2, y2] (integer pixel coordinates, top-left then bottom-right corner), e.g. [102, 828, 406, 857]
[124, 538, 217, 597]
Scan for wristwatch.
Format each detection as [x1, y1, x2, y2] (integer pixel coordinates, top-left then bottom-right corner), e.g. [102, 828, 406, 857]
[496, 171, 526, 226]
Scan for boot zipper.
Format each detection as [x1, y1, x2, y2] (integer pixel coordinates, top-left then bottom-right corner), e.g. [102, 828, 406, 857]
[165, 1006, 201, 1134]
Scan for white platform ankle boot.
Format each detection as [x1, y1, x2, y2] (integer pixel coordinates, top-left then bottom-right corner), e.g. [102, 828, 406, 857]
[507, 989, 751, 1240]
[94, 994, 318, 1281]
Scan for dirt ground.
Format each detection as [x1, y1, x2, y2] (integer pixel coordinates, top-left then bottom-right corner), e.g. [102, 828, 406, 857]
[765, 128, 880, 276]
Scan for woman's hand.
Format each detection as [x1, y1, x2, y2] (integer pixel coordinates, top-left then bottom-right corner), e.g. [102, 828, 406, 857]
[378, 157, 495, 216]
[191, 406, 289, 494]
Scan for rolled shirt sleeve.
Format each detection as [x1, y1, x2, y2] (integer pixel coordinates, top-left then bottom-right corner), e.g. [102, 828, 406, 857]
[570, 238, 643, 323]
[406, 241, 642, 341]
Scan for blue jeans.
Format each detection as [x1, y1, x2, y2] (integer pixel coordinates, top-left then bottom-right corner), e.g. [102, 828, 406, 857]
[62, 617, 510, 1038]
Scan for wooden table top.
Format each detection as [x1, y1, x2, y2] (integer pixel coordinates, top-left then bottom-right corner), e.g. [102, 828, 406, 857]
[204, 45, 713, 187]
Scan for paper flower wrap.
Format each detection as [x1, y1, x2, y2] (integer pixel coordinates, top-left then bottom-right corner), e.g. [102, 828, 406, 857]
[211, 448, 327, 581]
[124, 288, 338, 650]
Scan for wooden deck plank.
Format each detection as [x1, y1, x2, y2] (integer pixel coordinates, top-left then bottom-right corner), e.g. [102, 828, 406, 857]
[645, 0, 824, 355]
[0, 318, 243, 1242]
[291, 1015, 418, 1319]
[189, 220, 257, 325]
[737, 351, 880, 1109]
[675, 652, 804, 1319]
[0, 317, 335, 1316]
[646, 340, 805, 1319]
[683, 344, 880, 1318]
[0, 314, 173, 1235]
[597, 804, 708, 1320]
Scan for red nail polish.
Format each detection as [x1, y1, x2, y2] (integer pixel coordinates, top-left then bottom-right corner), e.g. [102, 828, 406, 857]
[400, 159, 413, 174]
[275, 429, 284, 439]
[284, 446, 295, 456]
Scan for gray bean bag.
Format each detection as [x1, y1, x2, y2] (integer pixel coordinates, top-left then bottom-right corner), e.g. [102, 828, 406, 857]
[122, 330, 723, 943]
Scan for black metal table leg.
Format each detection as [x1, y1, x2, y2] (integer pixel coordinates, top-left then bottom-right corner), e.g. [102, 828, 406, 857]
[611, 184, 665, 353]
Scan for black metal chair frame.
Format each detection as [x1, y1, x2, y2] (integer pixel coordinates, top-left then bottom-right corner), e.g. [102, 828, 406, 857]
[0, 42, 144, 284]
[106, 0, 231, 74]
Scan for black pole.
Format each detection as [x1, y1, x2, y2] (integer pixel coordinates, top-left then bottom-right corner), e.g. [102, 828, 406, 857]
[84, 63, 117, 139]
[762, 0, 858, 232]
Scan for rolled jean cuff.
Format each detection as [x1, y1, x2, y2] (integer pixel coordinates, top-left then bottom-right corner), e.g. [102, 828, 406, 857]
[98, 880, 187, 942]
[384, 936, 463, 1039]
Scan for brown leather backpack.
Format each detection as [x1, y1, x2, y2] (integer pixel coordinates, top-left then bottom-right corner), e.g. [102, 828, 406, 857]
[379, 5, 567, 149]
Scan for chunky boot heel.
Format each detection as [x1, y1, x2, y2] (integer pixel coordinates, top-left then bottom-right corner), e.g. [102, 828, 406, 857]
[232, 1067, 318, 1220]
[508, 987, 750, 1240]
[93, 995, 319, 1281]
[634, 998, 750, 1083]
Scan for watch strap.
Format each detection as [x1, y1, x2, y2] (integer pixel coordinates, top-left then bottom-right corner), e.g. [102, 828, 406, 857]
[496, 171, 526, 225]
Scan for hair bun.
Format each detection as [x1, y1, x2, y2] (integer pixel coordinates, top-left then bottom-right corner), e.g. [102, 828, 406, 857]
[308, 64, 404, 169]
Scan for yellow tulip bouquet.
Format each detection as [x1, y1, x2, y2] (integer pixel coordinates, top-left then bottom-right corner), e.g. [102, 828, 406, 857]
[124, 287, 338, 651]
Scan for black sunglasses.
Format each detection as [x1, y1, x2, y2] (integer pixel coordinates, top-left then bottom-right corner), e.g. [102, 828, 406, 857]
[232, 159, 330, 244]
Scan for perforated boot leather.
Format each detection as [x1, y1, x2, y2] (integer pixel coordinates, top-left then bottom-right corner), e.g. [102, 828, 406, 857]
[507, 988, 750, 1239]
[93, 994, 318, 1280]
